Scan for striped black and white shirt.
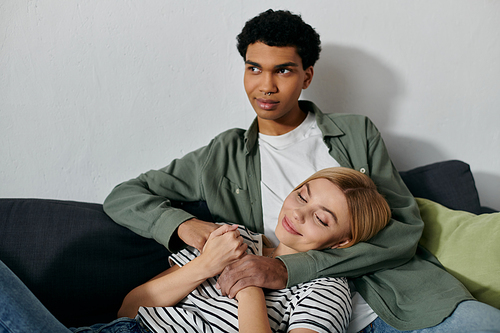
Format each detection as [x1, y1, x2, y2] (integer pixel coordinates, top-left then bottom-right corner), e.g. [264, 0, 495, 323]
[137, 224, 352, 333]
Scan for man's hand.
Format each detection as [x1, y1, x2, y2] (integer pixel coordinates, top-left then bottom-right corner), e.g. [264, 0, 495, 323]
[177, 218, 219, 252]
[216, 255, 288, 298]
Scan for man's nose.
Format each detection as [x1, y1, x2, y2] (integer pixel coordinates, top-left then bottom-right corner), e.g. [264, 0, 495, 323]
[259, 73, 277, 94]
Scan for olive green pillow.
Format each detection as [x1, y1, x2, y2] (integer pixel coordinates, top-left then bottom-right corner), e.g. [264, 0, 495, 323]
[417, 198, 500, 309]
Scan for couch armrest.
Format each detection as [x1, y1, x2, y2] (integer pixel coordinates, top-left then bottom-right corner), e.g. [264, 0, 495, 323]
[0, 198, 171, 327]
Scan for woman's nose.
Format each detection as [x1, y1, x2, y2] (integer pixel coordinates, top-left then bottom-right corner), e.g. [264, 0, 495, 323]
[293, 208, 306, 224]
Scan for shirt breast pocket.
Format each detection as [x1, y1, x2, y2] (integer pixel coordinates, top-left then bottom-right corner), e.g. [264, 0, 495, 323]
[217, 177, 252, 224]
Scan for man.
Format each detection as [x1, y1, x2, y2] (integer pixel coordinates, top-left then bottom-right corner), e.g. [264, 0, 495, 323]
[104, 9, 499, 332]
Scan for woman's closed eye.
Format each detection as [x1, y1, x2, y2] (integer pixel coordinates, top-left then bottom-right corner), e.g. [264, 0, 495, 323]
[315, 214, 328, 226]
[298, 191, 329, 226]
[297, 192, 307, 202]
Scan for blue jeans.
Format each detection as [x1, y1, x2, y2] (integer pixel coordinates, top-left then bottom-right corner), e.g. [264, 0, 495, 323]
[71, 319, 149, 333]
[0, 260, 149, 333]
[359, 300, 500, 333]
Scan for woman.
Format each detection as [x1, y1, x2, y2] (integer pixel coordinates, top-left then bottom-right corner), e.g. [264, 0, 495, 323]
[118, 167, 391, 333]
[0, 167, 390, 333]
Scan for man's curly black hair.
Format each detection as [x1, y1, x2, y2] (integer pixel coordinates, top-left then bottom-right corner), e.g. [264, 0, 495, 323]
[236, 9, 321, 69]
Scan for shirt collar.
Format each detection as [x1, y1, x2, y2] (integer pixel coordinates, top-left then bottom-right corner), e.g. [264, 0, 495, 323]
[302, 101, 344, 137]
[244, 100, 345, 154]
[244, 118, 259, 154]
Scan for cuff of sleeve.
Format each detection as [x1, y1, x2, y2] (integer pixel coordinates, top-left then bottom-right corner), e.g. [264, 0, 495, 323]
[278, 252, 316, 288]
[153, 209, 195, 253]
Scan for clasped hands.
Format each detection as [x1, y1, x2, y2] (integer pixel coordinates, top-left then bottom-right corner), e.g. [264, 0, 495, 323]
[177, 219, 288, 299]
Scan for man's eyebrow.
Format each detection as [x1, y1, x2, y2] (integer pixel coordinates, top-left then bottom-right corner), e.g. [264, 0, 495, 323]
[306, 183, 338, 224]
[245, 60, 299, 69]
[245, 60, 261, 67]
[274, 62, 299, 69]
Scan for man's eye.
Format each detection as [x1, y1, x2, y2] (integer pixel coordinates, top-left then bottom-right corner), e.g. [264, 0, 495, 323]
[277, 68, 291, 74]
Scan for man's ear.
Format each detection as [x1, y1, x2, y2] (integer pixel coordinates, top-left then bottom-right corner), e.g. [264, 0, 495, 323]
[330, 239, 351, 249]
[302, 66, 314, 89]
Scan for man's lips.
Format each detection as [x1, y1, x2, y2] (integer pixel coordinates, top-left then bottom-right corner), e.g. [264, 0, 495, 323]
[282, 216, 302, 236]
[256, 98, 279, 110]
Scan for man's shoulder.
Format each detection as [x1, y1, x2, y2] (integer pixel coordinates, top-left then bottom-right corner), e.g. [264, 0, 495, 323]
[302, 100, 375, 129]
[212, 127, 246, 142]
[322, 112, 372, 124]
[201, 127, 249, 157]
[317, 111, 378, 136]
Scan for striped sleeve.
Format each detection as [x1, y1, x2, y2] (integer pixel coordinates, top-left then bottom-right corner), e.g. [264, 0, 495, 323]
[287, 277, 352, 333]
[168, 223, 263, 268]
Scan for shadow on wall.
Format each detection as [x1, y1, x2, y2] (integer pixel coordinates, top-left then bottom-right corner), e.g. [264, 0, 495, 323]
[472, 172, 500, 211]
[302, 44, 446, 170]
[381, 135, 444, 172]
[302, 44, 402, 132]
[302, 44, 500, 211]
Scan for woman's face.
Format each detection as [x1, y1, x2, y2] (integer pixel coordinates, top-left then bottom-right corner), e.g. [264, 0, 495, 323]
[275, 178, 352, 254]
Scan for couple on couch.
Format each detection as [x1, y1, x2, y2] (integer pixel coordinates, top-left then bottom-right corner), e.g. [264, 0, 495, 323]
[1, 9, 499, 333]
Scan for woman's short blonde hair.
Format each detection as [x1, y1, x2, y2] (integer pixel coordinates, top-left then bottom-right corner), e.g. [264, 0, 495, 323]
[294, 167, 391, 248]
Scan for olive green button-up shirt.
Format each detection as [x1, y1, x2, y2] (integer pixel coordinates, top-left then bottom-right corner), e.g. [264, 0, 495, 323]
[104, 101, 472, 330]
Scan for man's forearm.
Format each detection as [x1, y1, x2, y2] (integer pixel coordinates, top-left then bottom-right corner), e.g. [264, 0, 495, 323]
[103, 177, 196, 251]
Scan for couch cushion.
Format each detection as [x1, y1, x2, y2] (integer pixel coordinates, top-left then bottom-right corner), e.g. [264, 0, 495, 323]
[0, 199, 171, 327]
[417, 198, 500, 309]
[399, 160, 482, 214]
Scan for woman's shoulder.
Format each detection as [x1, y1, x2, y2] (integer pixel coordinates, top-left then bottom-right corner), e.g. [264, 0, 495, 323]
[299, 276, 349, 289]
[293, 276, 351, 301]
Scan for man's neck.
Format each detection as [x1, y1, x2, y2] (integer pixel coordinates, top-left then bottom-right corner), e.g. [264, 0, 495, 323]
[258, 110, 307, 136]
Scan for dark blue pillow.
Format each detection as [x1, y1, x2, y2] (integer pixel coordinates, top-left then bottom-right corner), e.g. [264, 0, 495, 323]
[399, 160, 482, 215]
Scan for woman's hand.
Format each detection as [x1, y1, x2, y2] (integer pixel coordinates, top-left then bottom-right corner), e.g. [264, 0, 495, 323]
[177, 219, 220, 252]
[198, 224, 248, 277]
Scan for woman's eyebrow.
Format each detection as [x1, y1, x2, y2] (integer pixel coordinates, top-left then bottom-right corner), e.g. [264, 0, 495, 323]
[307, 183, 338, 223]
[323, 206, 338, 224]
[305, 183, 311, 197]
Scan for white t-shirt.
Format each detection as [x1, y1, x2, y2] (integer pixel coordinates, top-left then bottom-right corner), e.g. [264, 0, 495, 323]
[259, 111, 340, 246]
[137, 224, 352, 333]
[258, 111, 378, 333]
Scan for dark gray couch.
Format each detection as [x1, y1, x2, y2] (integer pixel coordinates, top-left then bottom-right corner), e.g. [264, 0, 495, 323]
[0, 160, 494, 327]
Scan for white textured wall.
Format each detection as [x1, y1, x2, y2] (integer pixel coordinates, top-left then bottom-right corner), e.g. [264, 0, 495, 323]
[1, 1, 499, 210]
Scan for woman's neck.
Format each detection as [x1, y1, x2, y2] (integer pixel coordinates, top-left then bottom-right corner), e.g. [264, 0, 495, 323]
[264, 243, 298, 258]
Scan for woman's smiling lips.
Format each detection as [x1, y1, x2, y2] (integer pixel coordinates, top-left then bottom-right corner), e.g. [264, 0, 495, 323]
[256, 98, 279, 110]
[282, 216, 302, 236]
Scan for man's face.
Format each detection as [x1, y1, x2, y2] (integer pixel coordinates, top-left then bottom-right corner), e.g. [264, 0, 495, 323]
[244, 42, 314, 135]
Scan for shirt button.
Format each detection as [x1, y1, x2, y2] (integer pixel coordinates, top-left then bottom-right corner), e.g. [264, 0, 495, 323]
[236, 189, 240, 194]
[359, 168, 366, 174]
